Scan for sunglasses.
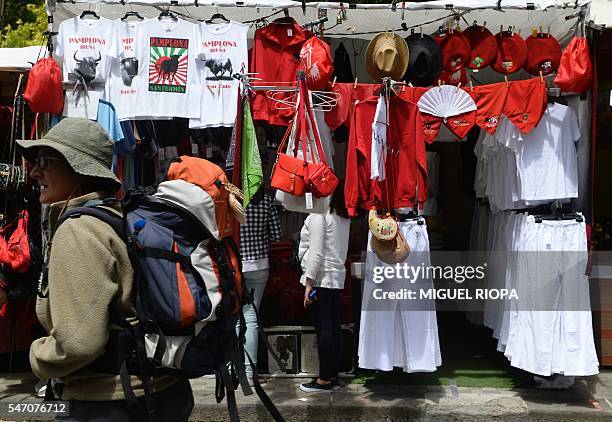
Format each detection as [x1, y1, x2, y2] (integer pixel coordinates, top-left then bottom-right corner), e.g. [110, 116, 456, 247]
[34, 156, 61, 170]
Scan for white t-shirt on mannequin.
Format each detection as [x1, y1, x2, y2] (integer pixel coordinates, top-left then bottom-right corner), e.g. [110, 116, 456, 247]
[189, 21, 248, 129]
[133, 18, 201, 119]
[56, 16, 118, 84]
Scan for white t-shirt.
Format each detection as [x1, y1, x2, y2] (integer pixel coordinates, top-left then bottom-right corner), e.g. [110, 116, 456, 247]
[370, 94, 387, 181]
[56, 17, 118, 84]
[189, 21, 248, 129]
[106, 19, 142, 121]
[507, 103, 580, 201]
[133, 18, 201, 119]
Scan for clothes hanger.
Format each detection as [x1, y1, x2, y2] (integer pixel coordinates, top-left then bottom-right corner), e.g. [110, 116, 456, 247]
[121, 10, 145, 22]
[273, 8, 293, 24]
[206, 9, 230, 24]
[80, 8, 100, 20]
[158, 8, 178, 21]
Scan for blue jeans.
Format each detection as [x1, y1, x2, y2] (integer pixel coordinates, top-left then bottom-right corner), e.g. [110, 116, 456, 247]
[237, 269, 269, 378]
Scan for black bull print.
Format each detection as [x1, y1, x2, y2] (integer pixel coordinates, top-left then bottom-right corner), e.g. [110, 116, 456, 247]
[73, 51, 101, 84]
[120, 57, 138, 87]
[156, 55, 181, 82]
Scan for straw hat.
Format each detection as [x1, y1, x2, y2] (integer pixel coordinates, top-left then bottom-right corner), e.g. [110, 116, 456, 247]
[366, 32, 409, 81]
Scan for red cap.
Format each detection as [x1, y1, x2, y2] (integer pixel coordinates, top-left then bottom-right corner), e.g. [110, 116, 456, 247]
[492, 31, 528, 74]
[463, 25, 498, 70]
[524, 34, 562, 76]
[435, 30, 471, 72]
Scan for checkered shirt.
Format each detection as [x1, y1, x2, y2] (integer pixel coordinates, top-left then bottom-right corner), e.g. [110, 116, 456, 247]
[239, 193, 282, 262]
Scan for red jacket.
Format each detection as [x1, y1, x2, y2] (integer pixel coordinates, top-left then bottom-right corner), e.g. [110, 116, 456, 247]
[345, 95, 428, 216]
[250, 19, 308, 126]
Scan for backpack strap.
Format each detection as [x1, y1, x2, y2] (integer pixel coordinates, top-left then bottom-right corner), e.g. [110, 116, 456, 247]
[55, 205, 156, 422]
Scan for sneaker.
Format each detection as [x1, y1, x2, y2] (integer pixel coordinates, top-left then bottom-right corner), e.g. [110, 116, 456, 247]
[299, 379, 333, 393]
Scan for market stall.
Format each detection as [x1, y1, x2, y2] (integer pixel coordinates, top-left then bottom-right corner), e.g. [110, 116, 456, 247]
[1, 0, 606, 395]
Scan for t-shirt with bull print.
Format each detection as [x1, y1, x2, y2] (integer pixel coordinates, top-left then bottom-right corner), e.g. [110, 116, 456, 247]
[189, 21, 248, 129]
[133, 18, 201, 119]
[55, 16, 119, 85]
[105, 19, 142, 121]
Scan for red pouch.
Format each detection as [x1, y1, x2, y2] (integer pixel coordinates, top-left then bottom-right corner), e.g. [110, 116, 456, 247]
[24, 57, 64, 116]
[554, 37, 593, 94]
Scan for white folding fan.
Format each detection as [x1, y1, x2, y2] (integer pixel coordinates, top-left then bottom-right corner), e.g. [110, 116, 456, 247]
[417, 85, 477, 119]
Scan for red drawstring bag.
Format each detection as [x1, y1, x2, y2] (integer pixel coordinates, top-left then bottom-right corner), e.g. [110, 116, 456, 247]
[300, 37, 334, 90]
[554, 37, 593, 95]
[24, 57, 64, 115]
[0, 211, 32, 274]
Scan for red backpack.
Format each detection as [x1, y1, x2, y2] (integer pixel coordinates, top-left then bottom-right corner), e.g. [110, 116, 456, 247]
[0, 211, 31, 274]
[24, 57, 64, 116]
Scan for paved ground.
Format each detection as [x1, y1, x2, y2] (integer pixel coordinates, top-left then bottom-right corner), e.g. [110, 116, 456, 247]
[0, 371, 611, 421]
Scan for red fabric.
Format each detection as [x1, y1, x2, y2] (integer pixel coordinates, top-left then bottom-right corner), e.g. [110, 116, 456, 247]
[0, 300, 38, 353]
[250, 18, 309, 126]
[24, 57, 64, 115]
[503, 78, 547, 134]
[492, 32, 528, 74]
[420, 113, 442, 143]
[438, 68, 468, 86]
[554, 36, 593, 94]
[299, 37, 333, 90]
[434, 30, 471, 72]
[466, 82, 508, 134]
[463, 25, 498, 70]
[445, 111, 476, 139]
[324, 83, 378, 130]
[0, 211, 32, 274]
[524, 34, 562, 76]
[345, 96, 427, 216]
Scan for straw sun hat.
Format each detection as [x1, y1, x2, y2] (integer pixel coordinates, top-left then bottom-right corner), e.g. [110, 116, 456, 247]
[366, 32, 410, 81]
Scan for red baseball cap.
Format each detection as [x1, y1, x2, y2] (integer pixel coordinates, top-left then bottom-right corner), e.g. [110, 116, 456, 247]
[464, 25, 498, 70]
[492, 31, 528, 74]
[435, 30, 471, 72]
[524, 34, 562, 76]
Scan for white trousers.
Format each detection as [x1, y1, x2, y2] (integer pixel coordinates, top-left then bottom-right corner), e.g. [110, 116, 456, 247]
[358, 221, 442, 373]
[504, 216, 599, 376]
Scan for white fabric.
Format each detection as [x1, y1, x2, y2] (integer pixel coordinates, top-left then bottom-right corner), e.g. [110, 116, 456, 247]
[133, 18, 201, 119]
[189, 21, 248, 129]
[56, 16, 118, 84]
[298, 211, 350, 289]
[359, 221, 442, 373]
[503, 215, 599, 376]
[370, 94, 387, 181]
[106, 19, 142, 121]
[506, 103, 581, 202]
[0, 46, 43, 72]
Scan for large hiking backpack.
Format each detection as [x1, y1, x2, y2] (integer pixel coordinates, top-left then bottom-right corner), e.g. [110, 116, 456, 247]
[52, 156, 284, 422]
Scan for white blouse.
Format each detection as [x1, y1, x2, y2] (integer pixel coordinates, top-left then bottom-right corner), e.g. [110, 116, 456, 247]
[298, 211, 350, 289]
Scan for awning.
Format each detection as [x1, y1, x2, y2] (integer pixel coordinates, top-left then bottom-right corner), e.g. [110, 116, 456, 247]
[589, 0, 612, 26]
[0, 46, 44, 72]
